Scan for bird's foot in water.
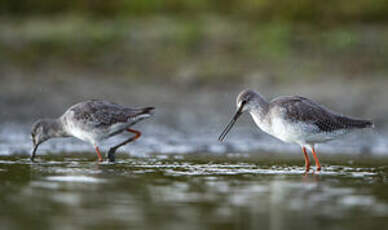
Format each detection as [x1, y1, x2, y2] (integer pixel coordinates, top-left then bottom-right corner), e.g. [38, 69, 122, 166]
[107, 148, 116, 162]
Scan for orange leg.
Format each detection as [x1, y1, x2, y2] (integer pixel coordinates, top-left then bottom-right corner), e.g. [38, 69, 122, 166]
[95, 146, 103, 162]
[127, 128, 141, 140]
[302, 147, 310, 172]
[311, 147, 321, 171]
[107, 128, 142, 162]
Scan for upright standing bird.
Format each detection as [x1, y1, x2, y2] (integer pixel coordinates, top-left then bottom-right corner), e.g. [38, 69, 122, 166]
[218, 89, 374, 172]
[31, 100, 154, 162]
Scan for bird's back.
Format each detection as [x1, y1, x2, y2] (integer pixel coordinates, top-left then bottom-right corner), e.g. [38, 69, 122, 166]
[66, 100, 151, 126]
[60, 100, 154, 142]
[270, 96, 373, 134]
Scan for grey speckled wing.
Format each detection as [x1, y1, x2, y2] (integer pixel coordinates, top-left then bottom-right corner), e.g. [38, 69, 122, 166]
[271, 96, 373, 132]
[68, 100, 154, 128]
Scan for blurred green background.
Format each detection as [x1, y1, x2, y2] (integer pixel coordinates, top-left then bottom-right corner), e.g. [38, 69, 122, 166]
[1, 0, 388, 123]
[1, 0, 388, 81]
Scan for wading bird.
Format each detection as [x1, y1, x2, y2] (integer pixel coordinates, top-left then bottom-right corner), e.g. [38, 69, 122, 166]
[219, 89, 374, 172]
[31, 100, 154, 162]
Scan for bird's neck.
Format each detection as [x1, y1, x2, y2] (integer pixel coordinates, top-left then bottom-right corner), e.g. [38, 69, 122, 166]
[45, 118, 69, 138]
[249, 95, 270, 121]
[248, 98, 272, 134]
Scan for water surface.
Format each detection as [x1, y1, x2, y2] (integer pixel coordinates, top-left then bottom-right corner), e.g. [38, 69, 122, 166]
[0, 153, 387, 230]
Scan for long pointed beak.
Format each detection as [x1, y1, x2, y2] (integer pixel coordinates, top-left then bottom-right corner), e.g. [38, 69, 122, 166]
[218, 103, 245, 142]
[31, 144, 39, 162]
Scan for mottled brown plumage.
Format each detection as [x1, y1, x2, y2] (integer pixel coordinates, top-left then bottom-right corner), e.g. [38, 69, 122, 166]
[70, 100, 154, 128]
[31, 100, 154, 162]
[220, 89, 374, 173]
[271, 96, 373, 133]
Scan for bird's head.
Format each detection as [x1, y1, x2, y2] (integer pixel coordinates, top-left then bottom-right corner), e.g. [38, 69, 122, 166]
[236, 89, 262, 113]
[219, 89, 265, 142]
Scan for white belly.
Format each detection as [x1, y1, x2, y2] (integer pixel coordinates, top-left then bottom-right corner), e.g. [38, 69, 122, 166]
[67, 126, 99, 145]
[251, 112, 348, 145]
[250, 111, 312, 145]
[268, 118, 307, 144]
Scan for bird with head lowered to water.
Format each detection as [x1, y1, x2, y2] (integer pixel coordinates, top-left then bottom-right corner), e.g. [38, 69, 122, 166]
[218, 89, 374, 172]
[31, 99, 154, 162]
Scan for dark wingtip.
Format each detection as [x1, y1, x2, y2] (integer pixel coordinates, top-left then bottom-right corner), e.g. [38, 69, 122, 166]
[142, 107, 155, 113]
[356, 119, 374, 129]
[359, 119, 374, 129]
[137, 107, 155, 116]
[368, 120, 375, 128]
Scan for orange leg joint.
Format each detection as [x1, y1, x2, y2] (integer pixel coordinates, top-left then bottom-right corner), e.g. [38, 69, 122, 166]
[127, 128, 141, 140]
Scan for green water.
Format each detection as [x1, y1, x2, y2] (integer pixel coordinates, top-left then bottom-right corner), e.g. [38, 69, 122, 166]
[0, 153, 387, 230]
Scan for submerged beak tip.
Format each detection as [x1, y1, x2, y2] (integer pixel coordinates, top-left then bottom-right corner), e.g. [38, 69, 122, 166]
[31, 143, 39, 161]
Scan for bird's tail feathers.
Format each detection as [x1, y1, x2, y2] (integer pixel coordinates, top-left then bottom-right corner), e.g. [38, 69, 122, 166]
[347, 118, 374, 129]
[139, 107, 155, 115]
